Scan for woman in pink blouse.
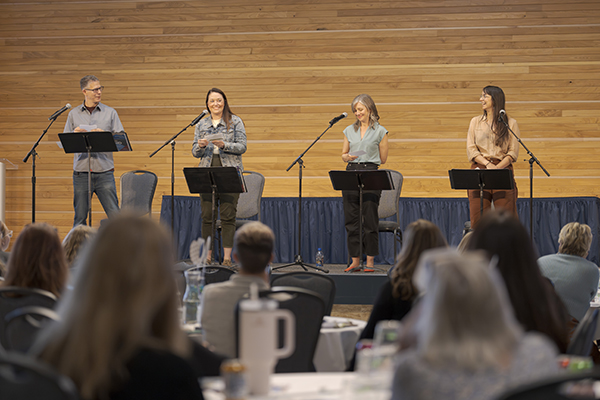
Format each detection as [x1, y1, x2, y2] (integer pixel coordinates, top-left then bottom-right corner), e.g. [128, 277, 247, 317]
[466, 86, 520, 228]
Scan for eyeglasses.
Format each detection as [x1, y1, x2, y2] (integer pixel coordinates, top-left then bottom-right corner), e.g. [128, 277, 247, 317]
[85, 86, 104, 93]
[4, 230, 12, 238]
[208, 98, 223, 104]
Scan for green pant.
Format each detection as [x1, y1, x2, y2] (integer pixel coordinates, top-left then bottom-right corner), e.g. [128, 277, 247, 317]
[200, 155, 240, 248]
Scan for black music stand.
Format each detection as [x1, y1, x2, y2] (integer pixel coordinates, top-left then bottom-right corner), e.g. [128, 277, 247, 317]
[59, 131, 128, 226]
[329, 169, 393, 272]
[449, 168, 514, 221]
[183, 167, 246, 263]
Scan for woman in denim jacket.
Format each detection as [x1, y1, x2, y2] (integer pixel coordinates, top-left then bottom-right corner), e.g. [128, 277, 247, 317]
[192, 88, 247, 267]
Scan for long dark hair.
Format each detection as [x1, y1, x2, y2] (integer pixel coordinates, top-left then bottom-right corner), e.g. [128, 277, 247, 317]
[467, 210, 569, 352]
[482, 85, 510, 150]
[390, 219, 448, 300]
[205, 87, 235, 131]
[4, 223, 68, 297]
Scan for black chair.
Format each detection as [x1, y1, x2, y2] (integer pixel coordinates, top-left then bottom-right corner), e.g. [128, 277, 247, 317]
[270, 272, 336, 316]
[254, 286, 326, 373]
[497, 369, 600, 400]
[4, 306, 60, 353]
[215, 170, 265, 263]
[0, 286, 57, 350]
[0, 351, 80, 400]
[120, 170, 158, 217]
[566, 308, 599, 356]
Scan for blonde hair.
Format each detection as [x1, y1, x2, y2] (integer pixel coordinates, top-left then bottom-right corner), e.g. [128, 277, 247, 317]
[35, 215, 188, 400]
[351, 94, 380, 130]
[0, 220, 9, 239]
[0, 220, 9, 275]
[63, 225, 97, 266]
[558, 222, 592, 257]
[234, 221, 274, 274]
[413, 249, 521, 371]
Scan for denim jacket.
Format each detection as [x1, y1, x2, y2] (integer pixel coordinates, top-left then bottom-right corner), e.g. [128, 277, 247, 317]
[191, 114, 246, 170]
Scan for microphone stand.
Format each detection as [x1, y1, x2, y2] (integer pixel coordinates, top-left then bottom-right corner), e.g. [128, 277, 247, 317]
[150, 116, 204, 240]
[23, 117, 60, 223]
[272, 121, 341, 273]
[499, 114, 550, 241]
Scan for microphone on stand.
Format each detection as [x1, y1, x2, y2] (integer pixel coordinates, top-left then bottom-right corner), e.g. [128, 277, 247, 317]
[191, 110, 209, 126]
[329, 112, 348, 126]
[48, 103, 71, 121]
[498, 109, 507, 123]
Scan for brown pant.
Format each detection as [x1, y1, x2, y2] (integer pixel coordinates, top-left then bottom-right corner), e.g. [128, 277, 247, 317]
[467, 161, 518, 229]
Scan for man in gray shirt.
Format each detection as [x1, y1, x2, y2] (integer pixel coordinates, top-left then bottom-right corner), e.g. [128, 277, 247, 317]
[539, 222, 599, 325]
[64, 75, 123, 227]
[201, 221, 274, 357]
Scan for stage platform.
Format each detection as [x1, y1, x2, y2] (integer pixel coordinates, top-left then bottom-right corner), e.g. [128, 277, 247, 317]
[162, 196, 600, 266]
[270, 263, 390, 305]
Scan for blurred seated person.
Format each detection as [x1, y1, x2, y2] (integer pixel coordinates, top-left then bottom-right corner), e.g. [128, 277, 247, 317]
[33, 215, 223, 400]
[467, 209, 570, 353]
[538, 222, 599, 333]
[201, 221, 274, 358]
[0, 220, 12, 276]
[361, 219, 447, 341]
[392, 249, 560, 400]
[62, 224, 97, 268]
[456, 230, 474, 254]
[2, 222, 67, 297]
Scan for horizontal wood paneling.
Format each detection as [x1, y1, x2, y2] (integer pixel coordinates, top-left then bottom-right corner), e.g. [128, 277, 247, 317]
[1, 0, 599, 242]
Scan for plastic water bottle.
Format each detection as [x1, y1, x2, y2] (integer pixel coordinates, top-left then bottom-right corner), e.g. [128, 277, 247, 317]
[182, 269, 205, 326]
[315, 248, 324, 268]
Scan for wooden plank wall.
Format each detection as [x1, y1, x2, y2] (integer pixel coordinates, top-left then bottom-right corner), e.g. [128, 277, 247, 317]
[1, 0, 599, 242]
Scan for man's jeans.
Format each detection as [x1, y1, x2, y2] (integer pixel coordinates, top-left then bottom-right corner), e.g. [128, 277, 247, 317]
[73, 170, 119, 226]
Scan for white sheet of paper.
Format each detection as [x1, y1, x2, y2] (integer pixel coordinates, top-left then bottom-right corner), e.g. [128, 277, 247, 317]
[205, 133, 224, 141]
[79, 124, 97, 131]
[349, 150, 366, 156]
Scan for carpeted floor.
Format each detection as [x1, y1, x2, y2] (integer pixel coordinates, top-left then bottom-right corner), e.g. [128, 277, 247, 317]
[330, 304, 372, 321]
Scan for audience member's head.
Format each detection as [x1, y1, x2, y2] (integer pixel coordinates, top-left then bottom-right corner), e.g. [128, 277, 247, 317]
[0, 220, 11, 276]
[390, 219, 448, 300]
[456, 230, 473, 253]
[4, 222, 67, 297]
[62, 224, 97, 267]
[35, 214, 188, 400]
[558, 222, 592, 258]
[468, 209, 569, 352]
[412, 248, 521, 370]
[0, 220, 11, 252]
[233, 221, 275, 274]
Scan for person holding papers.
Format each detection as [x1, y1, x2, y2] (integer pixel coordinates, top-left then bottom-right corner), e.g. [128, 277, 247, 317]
[64, 75, 123, 227]
[192, 88, 247, 267]
[341, 94, 389, 272]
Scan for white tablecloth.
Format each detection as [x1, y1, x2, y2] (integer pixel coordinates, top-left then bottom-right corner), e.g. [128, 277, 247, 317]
[203, 371, 389, 400]
[187, 316, 366, 372]
[313, 316, 366, 372]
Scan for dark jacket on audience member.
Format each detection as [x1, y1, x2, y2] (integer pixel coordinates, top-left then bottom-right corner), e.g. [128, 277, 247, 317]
[109, 340, 223, 400]
[109, 347, 204, 400]
[360, 279, 413, 341]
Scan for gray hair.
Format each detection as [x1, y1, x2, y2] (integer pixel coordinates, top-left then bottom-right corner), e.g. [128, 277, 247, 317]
[558, 222, 592, 257]
[80, 75, 99, 90]
[413, 248, 522, 371]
